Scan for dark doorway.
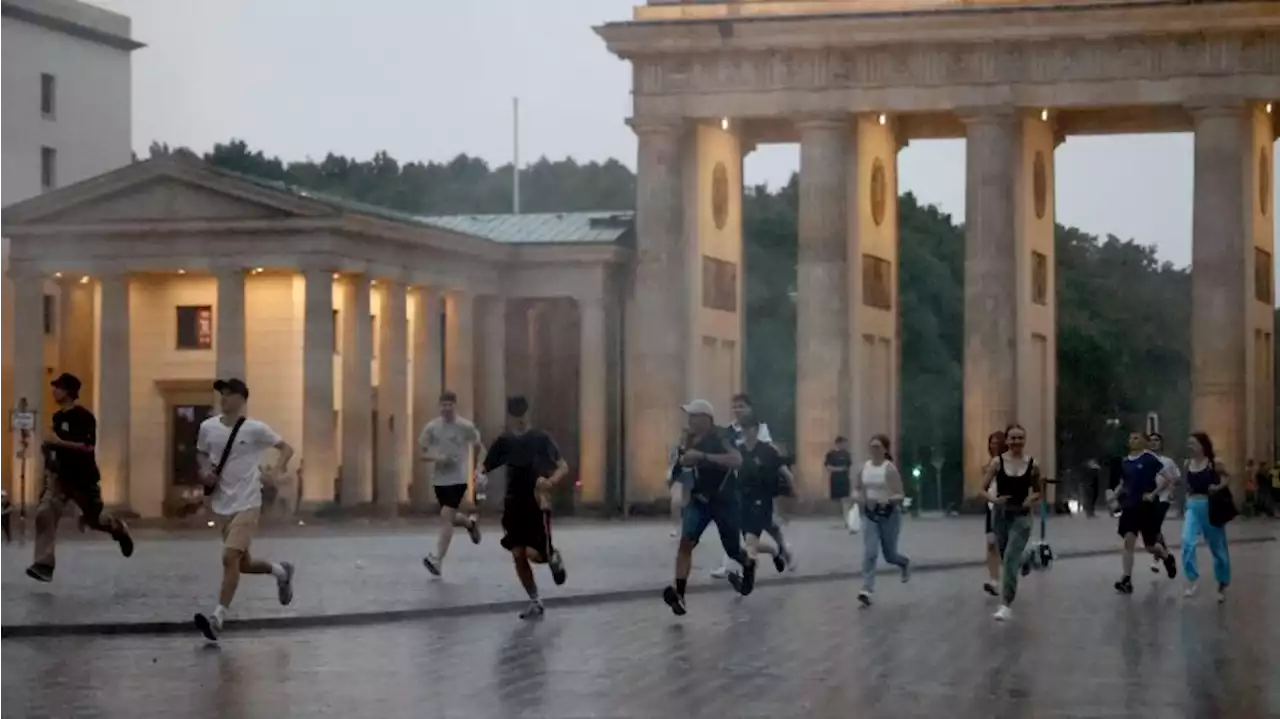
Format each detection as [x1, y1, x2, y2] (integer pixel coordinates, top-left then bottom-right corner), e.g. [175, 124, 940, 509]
[169, 403, 213, 517]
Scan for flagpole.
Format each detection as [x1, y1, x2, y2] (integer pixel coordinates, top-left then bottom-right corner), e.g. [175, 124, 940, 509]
[512, 96, 521, 215]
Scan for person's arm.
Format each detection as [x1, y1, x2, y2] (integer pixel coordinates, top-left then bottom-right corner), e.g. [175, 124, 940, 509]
[469, 425, 487, 477]
[418, 423, 447, 462]
[852, 464, 866, 505]
[195, 423, 216, 484]
[702, 444, 742, 470]
[982, 459, 1005, 503]
[885, 463, 906, 503]
[1151, 461, 1177, 498]
[1023, 462, 1043, 508]
[46, 411, 96, 453]
[256, 423, 293, 476]
[1210, 461, 1230, 491]
[536, 435, 570, 490]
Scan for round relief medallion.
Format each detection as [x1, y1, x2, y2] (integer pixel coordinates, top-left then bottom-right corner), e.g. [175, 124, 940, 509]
[1033, 151, 1048, 220]
[1261, 147, 1270, 217]
[711, 162, 729, 230]
[870, 158, 887, 227]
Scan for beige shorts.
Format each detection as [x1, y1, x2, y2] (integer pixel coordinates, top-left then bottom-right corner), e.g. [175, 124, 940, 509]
[218, 507, 260, 553]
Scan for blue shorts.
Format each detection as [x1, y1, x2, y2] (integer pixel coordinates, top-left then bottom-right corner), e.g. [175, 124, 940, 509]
[680, 494, 742, 560]
[740, 496, 774, 537]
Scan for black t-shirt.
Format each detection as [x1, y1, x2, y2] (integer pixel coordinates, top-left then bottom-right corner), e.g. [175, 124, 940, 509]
[50, 404, 99, 479]
[824, 449, 852, 480]
[686, 427, 736, 499]
[740, 441, 783, 501]
[482, 429, 562, 503]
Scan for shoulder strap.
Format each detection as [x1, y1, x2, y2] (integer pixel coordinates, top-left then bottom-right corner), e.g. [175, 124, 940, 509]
[215, 417, 247, 477]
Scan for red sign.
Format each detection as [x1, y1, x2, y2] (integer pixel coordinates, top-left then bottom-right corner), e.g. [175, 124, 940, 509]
[196, 307, 213, 349]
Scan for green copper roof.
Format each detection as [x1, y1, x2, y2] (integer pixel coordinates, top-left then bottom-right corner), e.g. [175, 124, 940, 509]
[421, 212, 634, 244]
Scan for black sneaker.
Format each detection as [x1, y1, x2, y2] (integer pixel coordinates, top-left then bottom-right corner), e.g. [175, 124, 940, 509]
[1115, 576, 1134, 594]
[549, 550, 567, 586]
[25, 563, 53, 583]
[983, 581, 999, 597]
[276, 562, 295, 606]
[740, 559, 757, 595]
[466, 516, 482, 545]
[113, 520, 134, 558]
[662, 585, 687, 616]
[423, 554, 442, 577]
[193, 612, 222, 642]
[772, 553, 786, 573]
[1162, 554, 1177, 579]
[518, 600, 545, 621]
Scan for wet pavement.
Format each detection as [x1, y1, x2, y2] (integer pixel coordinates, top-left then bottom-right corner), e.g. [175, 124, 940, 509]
[2, 516, 1276, 633]
[4, 544, 1277, 719]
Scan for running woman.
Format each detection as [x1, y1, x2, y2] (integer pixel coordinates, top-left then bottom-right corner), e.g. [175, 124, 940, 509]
[1180, 432, 1231, 602]
[663, 398, 749, 616]
[726, 418, 788, 595]
[983, 424, 1042, 621]
[825, 436, 855, 531]
[477, 395, 569, 620]
[193, 379, 296, 641]
[854, 434, 910, 607]
[1114, 430, 1178, 594]
[419, 390, 485, 577]
[979, 430, 1007, 597]
[26, 373, 134, 582]
[1146, 432, 1179, 575]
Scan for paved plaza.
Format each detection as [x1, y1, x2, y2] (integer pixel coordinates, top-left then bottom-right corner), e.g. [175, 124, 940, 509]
[4, 543, 1277, 719]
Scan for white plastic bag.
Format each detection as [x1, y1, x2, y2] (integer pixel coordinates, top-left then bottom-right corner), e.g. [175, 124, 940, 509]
[846, 504, 862, 534]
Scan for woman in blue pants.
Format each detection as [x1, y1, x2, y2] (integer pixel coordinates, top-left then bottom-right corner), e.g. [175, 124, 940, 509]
[1181, 432, 1231, 603]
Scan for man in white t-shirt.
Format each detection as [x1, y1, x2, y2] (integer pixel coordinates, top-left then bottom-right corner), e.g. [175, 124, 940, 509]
[1146, 432, 1180, 575]
[193, 378, 295, 641]
[419, 389, 485, 576]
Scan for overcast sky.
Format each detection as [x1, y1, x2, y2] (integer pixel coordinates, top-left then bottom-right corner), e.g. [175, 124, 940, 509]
[90, 0, 1278, 274]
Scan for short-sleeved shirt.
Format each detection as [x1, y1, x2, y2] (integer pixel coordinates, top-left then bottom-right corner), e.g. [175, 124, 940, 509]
[197, 416, 282, 516]
[1155, 455, 1180, 502]
[740, 441, 784, 501]
[824, 449, 852, 481]
[418, 416, 481, 486]
[1119, 451, 1165, 509]
[50, 405, 99, 481]
[482, 429, 562, 504]
[728, 421, 772, 447]
[686, 427, 737, 500]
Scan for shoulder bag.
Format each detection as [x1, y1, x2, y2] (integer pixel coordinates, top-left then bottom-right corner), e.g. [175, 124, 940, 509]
[204, 417, 247, 496]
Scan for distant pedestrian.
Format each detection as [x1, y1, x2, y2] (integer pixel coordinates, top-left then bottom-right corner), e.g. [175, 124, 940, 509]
[984, 424, 1042, 621]
[980, 429, 1007, 597]
[193, 379, 296, 642]
[1180, 432, 1231, 602]
[825, 436, 854, 530]
[419, 390, 485, 577]
[854, 434, 910, 608]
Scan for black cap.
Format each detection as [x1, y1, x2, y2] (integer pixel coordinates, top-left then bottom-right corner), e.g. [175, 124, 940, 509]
[213, 378, 249, 399]
[50, 373, 82, 398]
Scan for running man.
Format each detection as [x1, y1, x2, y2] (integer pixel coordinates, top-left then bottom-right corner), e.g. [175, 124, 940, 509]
[1146, 432, 1179, 575]
[193, 379, 296, 641]
[477, 395, 569, 620]
[27, 373, 133, 582]
[711, 393, 793, 577]
[664, 398, 749, 616]
[1114, 429, 1177, 595]
[727, 418, 788, 595]
[419, 390, 485, 576]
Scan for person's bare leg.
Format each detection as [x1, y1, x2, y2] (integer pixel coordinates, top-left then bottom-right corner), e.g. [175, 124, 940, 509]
[986, 540, 1000, 581]
[1122, 534, 1136, 576]
[219, 548, 246, 609]
[239, 551, 276, 577]
[436, 506, 458, 560]
[513, 548, 538, 598]
[675, 538, 694, 581]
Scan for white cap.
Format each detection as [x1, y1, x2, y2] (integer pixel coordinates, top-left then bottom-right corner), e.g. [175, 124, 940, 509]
[681, 398, 715, 417]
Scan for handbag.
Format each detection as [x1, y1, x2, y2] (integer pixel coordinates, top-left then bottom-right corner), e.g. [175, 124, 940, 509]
[204, 417, 246, 496]
[846, 504, 862, 534]
[1208, 486, 1238, 527]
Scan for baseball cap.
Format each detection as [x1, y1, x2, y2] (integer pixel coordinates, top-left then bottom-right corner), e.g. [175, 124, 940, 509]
[681, 398, 715, 417]
[50, 373, 82, 397]
[213, 378, 250, 399]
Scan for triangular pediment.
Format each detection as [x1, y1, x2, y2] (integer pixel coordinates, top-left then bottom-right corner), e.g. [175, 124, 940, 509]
[1, 156, 338, 228]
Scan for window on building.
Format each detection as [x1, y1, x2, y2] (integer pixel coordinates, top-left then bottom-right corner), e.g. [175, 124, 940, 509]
[43, 294, 56, 335]
[176, 305, 214, 350]
[862, 254, 893, 310]
[40, 73, 56, 118]
[1256, 248, 1274, 305]
[700, 256, 737, 313]
[1032, 251, 1049, 306]
[40, 147, 56, 190]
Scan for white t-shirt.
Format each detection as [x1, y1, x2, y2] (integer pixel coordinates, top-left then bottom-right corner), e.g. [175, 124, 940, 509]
[418, 416, 481, 486]
[197, 415, 282, 516]
[1156, 454, 1180, 502]
[861, 460, 892, 502]
[729, 421, 772, 445]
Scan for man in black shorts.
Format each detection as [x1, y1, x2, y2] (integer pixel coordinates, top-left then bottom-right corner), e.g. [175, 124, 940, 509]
[663, 398, 750, 616]
[478, 395, 569, 620]
[727, 418, 788, 595]
[418, 390, 484, 576]
[1114, 430, 1177, 594]
[27, 373, 133, 582]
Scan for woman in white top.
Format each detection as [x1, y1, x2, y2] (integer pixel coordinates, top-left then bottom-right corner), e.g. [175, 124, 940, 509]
[853, 434, 910, 607]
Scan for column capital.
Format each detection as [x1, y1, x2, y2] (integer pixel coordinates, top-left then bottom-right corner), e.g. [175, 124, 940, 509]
[627, 116, 686, 138]
[1186, 99, 1249, 121]
[956, 107, 1019, 127]
[794, 115, 849, 134]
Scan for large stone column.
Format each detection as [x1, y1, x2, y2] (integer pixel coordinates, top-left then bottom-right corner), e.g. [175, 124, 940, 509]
[477, 296, 507, 441]
[11, 270, 45, 505]
[96, 274, 131, 508]
[578, 297, 608, 506]
[627, 119, 688, 505]
[340, 275, 373, 506]
[215, 268, 246, 380]
[58, 278, 95, 410]
[301, 268, 336, 507]
[444, 291, 475, 417]
[796, 117, 849, 500]
[376, 279, 407, 511]
[410, 287, 443, 508]
[962, 111, 1020, 496]
[1189, 101, 1259, 492]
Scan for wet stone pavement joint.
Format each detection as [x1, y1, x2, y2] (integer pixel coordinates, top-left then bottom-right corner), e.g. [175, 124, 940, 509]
[4, 545, 1277, 719]
[1, 517, 1275, 638]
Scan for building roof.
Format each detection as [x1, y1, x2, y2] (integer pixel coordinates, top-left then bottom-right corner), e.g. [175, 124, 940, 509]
[2, 0, 143, 51]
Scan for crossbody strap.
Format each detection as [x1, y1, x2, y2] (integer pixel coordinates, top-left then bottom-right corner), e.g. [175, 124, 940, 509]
[204, 417, 247, 496]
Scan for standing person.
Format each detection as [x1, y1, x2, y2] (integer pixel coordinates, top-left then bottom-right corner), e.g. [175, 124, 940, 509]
[1180, 432, 1231, 602]
[1146, 432, 1180, 574]
[1081, 459, 1102, 518]
[726, 418, 789, 594]
[853, 434, 910, 607]
[825, 436, 855, 531]
[663, 399, 749, 616]
[419, 390, 485, 577]
[476, 395, 569, 620]
[1113, 430, 1178, 595]
[668, 429, 695, 539]
[26, 373, 134, 582]
[193, 379, 296, 641]
[979, 430, 1007, 597]
[983, 424, 1042, 621]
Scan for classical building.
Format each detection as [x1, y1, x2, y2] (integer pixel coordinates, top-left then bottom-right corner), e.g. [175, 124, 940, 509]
[598, 0, 1278, 499]
[1, 156, 630, 517]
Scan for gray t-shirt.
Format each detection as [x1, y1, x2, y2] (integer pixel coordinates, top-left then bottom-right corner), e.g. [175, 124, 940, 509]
[418, 416, 481, 486]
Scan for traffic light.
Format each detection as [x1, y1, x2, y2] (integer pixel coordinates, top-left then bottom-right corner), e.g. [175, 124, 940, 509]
[911, 466, 922, 479]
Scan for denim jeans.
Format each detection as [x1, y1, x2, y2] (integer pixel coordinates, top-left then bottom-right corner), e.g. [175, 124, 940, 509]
[861, 506, 909, 592]
[993, 510, 1032, 604]
[1181, 496, 1230, 586]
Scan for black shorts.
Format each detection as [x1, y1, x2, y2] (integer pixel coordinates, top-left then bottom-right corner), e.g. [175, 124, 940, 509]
[985, 505, 994, 536]
[434, 484, 467, 510]
[1117, 502, 1163, 546]
[500, 500, 553, 559]
[740, 496, 774, 537]
[830, 475, 851, 501]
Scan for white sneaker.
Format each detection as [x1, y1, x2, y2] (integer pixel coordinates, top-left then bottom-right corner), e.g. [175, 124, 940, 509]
[993, 605, 1013, 621]
[1150, 561, 1162, 574]
[1183, 582, 1198, 598]
[669, 529, 679, 538]
[710, 565, 729, 579]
